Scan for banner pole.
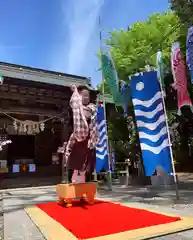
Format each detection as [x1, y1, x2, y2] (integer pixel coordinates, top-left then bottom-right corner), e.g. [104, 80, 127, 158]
[157, 69, 179, 200]
[98, 16, 112, 190]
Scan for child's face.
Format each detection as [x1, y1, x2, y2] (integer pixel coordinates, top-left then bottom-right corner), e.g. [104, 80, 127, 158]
[80, 89, 90, 105]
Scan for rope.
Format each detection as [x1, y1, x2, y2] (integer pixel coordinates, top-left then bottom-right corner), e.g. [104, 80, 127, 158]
[2, 111, 64, 124]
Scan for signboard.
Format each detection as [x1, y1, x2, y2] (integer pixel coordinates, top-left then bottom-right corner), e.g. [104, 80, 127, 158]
[12, 164, 20, 173]
[29, 164, 36, 172]
[0, 160, 7, 168]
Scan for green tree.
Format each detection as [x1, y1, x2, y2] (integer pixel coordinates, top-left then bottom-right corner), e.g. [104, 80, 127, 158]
[98, 12, 183, 171]
[106, 12, 180, 80]
[170, 0, 193, 54]
[170, 0, 193, 26]
[96, 81, 110, 94]
[169, 0, 193, 169]
[107, 106, 139, 166]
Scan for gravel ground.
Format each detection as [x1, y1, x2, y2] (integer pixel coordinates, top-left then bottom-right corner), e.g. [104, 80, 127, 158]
[0, 193, 3, 240]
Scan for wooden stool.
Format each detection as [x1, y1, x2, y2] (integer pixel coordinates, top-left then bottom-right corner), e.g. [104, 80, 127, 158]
[56, 183, 97, 207]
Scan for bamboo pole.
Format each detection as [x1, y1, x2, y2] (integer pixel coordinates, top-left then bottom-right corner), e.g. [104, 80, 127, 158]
[157, 69, 179, 200]
[98, 16, 112, 190]
[61, 142, 67, 183]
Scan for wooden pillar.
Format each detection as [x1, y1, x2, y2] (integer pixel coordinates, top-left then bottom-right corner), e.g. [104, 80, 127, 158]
[61, 111, 72, 183]
[34, 116, 53, 166]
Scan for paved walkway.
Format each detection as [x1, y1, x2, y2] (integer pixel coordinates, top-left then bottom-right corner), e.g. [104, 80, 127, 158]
[2, 184, 193, 239]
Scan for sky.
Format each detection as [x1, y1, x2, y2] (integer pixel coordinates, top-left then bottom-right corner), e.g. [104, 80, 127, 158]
[0, 0, 169, 87]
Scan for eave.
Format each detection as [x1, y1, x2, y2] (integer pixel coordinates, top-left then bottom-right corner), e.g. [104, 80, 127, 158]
[0, 62, 94, 90]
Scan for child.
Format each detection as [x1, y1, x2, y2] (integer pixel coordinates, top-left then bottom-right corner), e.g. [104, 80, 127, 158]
[64, 85, 98, 183]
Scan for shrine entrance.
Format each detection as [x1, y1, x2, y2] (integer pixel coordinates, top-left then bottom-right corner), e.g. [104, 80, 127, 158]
[7, 135, 35, 167]
[0, 127, 62, 189]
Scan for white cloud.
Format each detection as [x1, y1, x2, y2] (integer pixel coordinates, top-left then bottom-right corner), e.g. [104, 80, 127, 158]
[63, 0, 104, 75]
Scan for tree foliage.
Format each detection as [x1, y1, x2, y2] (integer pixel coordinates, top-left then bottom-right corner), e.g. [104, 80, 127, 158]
[98, 11, 193, 170]
[96, 81, 110, 94]
[106, 12, 180, 80]
[107, 108, 138, 162]
[170, 0, 193, 26]
[170, 0, 193, 54]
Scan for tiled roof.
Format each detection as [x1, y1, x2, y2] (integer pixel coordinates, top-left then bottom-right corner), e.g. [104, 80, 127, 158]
[0, 62, 93, 89]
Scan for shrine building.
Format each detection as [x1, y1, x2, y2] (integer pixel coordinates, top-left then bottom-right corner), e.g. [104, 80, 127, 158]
[0, 62, 98, 187]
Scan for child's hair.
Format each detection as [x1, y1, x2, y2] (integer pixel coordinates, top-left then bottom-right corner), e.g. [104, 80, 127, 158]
[77, 85, 89, 93]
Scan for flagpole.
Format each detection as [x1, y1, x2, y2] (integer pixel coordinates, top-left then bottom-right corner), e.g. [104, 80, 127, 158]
[157, 67, 179, 200]
[98, 16, 112, 190]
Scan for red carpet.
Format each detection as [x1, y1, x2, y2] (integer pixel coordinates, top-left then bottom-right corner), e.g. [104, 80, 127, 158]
[36, 200, 181, 239]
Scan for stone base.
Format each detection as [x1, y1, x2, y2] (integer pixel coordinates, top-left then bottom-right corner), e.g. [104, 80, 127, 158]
[118, 176, 151, 186]
[56, 183, 97, 207]
[151, 175, 178, 186]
